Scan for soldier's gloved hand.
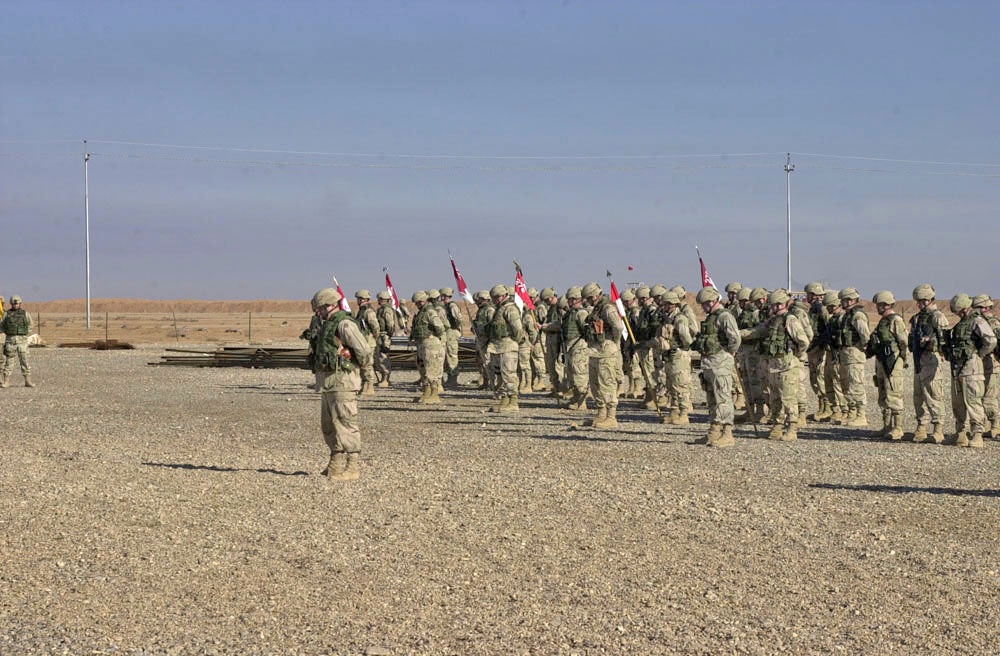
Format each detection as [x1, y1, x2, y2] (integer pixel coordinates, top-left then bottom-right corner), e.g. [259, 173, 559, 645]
[338, 346, 352, 360]
[593, 318, 604, 335]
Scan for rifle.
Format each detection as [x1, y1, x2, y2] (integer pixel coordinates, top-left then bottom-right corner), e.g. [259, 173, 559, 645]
[909, 321, 930, 374]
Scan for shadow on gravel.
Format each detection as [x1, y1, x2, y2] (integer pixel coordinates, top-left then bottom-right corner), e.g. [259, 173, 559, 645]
[143, 461, 310, 476]
[221, 384, 316, 396]
[530, 432, 674, 445]
[809, 482, 1000, 497]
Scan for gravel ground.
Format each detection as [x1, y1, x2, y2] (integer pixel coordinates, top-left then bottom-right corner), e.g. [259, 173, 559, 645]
[1, 346, 998, 655]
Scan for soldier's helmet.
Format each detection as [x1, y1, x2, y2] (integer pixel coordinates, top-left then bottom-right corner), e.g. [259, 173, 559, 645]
[660, 291, 681, 305]
[912, 284, 936, 301]
[490, 284, 508, 298]
[621, 289, 636, 302]
[649, 284, 667, 298]
[736, 287, 752, 302]
[749, 287, 769, 302]
[768, 289, 791, 305]
[582, 282, 602, 298]
[10, 295, 22, 304]
[972, 294, 994, 309]
[566, 286, 583, 300]
[540, 287, 556, 301]
[839, 287, 860, 301]
[873, 290, 896, 305]
[695, 286, 721, 304]
[312, 288, 342, 308]
[950, 293, 972, 312]
[474, 290, 490, 301]
[439, 286, 454, 297]
[527, 287, 539, 299]
[823, 290, 840, 307]
[636, 286, 651, 299]
[670, 285, 687, 297]
[805, 281, 825, 295]
[427, 289, 441, 300]
[376, 291, 392, 301]
[557, 296, 569, 310]
[725, 281, 743, 293]
[411, 291, 429, 303]
[355, 289, 371, 300]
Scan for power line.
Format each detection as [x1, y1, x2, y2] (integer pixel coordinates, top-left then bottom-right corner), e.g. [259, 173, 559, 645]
[791, 151, 1000, 169]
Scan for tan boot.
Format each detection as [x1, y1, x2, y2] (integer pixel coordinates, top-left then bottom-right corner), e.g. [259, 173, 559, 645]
[673, 411, 690, 425]
[0, 373, 8, 388]
[812, 398, 832, 421]
[414, 384, 431, 403]
[847, 407, 868, 428]
[376, 378, 390, 388]
[360, 380, 376, 396]
[876, 410, 891, 437]
[768, 424, 783, 440]
[912, 424, 929, 443]
[931, 423, 946, 444]
[321, 452, 347, 478]
[969, 432, 985, 448]
[500, 395, 519, 413]
[797, 411, 807, 427]
[586, 406, 607, 427]
[330, 453, 361, 481]
[711, 424, 735, 448]
[491, 396, 511, 413]
[955, 431, 970, 447]
[423, 382, 442, 405]
[829, 405, 844, 424]
[697, 423, 722, 445]
[781, 425, 798, 442]
[24, 374, 35, 388]
[594, 405, 618, 429]
[888, 414, 904, 441]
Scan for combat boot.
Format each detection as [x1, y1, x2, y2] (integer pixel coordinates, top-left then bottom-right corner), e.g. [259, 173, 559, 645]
[711, 424, 735, 448]
[954, 431, 970, 447]
[699, 422, 722, 446]
[674, 411, 690, 425]
[321, 452, 347, 478]
[425, 381, 443, 405]
[989, 417, 1000, 440]
[847, 407, 868, 428]
[594, 405, 618, 430]
[0, 373, 8, 389]
[829, 405, 844, 424]
[491, 396, 510, 413]
[875, 410, 891, 437]
[665, 407, 680, 424]
[330, 453, 361, 481]
[768, 424, 784, 440]
[502, 395, 520, 413]
[969, 432, 985, 448]
[377, 377, 390, 388]
[24, 374, 35, 388]
[912, 424, 929, 443]
[413, 385, 431, 403]
[931, 423, 946, 444]
[888, 414, 904, 441]
[586, 406, 607, 427]
[782, 425, 798, 442]
[797, 411, 807, 427]
[812, 398, 832, 421]
[361, 380, 376, 396]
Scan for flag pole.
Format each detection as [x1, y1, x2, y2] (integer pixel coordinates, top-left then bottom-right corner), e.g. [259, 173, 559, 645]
[607, 269, 660, 417]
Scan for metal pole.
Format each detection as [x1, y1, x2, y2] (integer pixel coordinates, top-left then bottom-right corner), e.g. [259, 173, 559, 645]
[784, 153, 794, 291]
[84, 141, 92, 329]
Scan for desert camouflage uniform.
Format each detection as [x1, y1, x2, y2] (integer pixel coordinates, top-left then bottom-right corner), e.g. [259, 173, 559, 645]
[585, 294, 624, 426]
[947, 300, 997, 445]
[488, 292, 524, 410]
[374, 296, 399, 386]
[908, 302, 951, 441]
[868, 306, 909, 438]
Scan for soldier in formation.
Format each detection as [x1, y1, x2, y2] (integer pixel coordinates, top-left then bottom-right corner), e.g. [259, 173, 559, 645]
[867, 291, 909, 440]
[908, 284, 951, 443]
[945, 293, 997, 447]
[974, 295, 1000, 438]
[487, 284, 524, 413]
[353, 289, 380, 396]
[582, 282, 623, 429]
[374, 291, 399, 387]
[439, 287, 465, 390]
[410, 290, 446, 404]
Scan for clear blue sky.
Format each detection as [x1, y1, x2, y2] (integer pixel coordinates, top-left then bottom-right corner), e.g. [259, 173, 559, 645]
[3, 0, 998, 302]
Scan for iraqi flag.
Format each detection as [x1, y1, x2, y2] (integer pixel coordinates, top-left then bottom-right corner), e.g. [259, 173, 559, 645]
[697, 247, 718, 291]
[608, 278, 630, 343]
[449, 256, 474, 303]
[384, 269, 401, 313]
[512, 268, 535, 311]
[332, 276, 351, 312]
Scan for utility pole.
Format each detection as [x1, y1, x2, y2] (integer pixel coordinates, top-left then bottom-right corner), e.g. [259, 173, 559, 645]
[784, 152, 794, 292]
[84, 140, 92, 330]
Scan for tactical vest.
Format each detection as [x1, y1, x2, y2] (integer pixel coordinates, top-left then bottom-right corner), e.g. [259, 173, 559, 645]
[584, 299, 613, 343]
[488, 301, 515, 340]
[562, 308, 586, 343]
[809, 302, 829, 349]
[695, 308, 731, 356]
[760, 313, 792, 357]
[736, 306, 760, 331]
[354, 306, 374, 336]
[377, 305, 397, 335]
[473, 305, 493, 335]
[635, 303, 661, 341]
[314, 310, 356, 372]
[948, 314, 982, 365]
[445, 301, 462, 330]
[838, 306, 866, 348]
[909, 309, 948, 355]
[2, 309, 30, 336]
[870, 314, 901, 359]
[411, 305, 436, 340]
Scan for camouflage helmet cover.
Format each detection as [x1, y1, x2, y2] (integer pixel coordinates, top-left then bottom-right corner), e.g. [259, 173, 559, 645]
[376, 290, 392, 301]
[839, 287, 860, 301]
[355, 289, 371, 300]
[823, 290, 840, 307]
[695, 286, 721, 304]
[540, 287, 557, 301]
[749, 287, 769, 302]
[736, 287, 752, 301]
[768, 289, 791, 305]
[582, 282, 602, 297]
[912, 284, 935, 301]
[950, 293, 972, 312]
[660, 291, 681, 305]
[490, 284, 508, 298]
[426, 288, 441, 300]
[474, 290, 491, 301]
[439, 286, 454, 297]
[636, 286, 651, 299]
[670, 285, 687, 297]
[804, 281, 825, 295]
[527, 287, 539, 299]
[621, 289, 636, 302]
[10, 294, 22, 304]
[724, 281, 743, 293]
[411, 291, 429, 303]
[649, 284, 668, 298]
[566, 286, 583, 300]
[873, 290, 896, 305]
[312, 287, 342, 308]
[972, 294, 994, 309]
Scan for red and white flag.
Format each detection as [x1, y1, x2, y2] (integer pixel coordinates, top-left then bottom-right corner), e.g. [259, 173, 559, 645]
[608, 277, 631, 343]
[332, 276, 351, 312]
[697, 247, 718, 291]
[512, 266, 535, 311]
[384, 269, 401, 312]
[449, 255, 474, 303]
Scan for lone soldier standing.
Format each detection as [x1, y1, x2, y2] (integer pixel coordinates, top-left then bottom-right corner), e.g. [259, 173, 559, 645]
[908, 284, 951, 443]
[311, 287, 372, 481]
[1, 295, 34, 388]
[867, 291, 909, 440]
[487, 284, 524, 412]
[439, 287, 465, 389]
[374, 291, 398, 387]
[837, 287, 871, 428]
[353, 289, 380, 396]
[693, 286, 741, 447]
[972, 295, 1000, 438]
[946, 294, 997, 448]
[410, 291, 446, 404]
